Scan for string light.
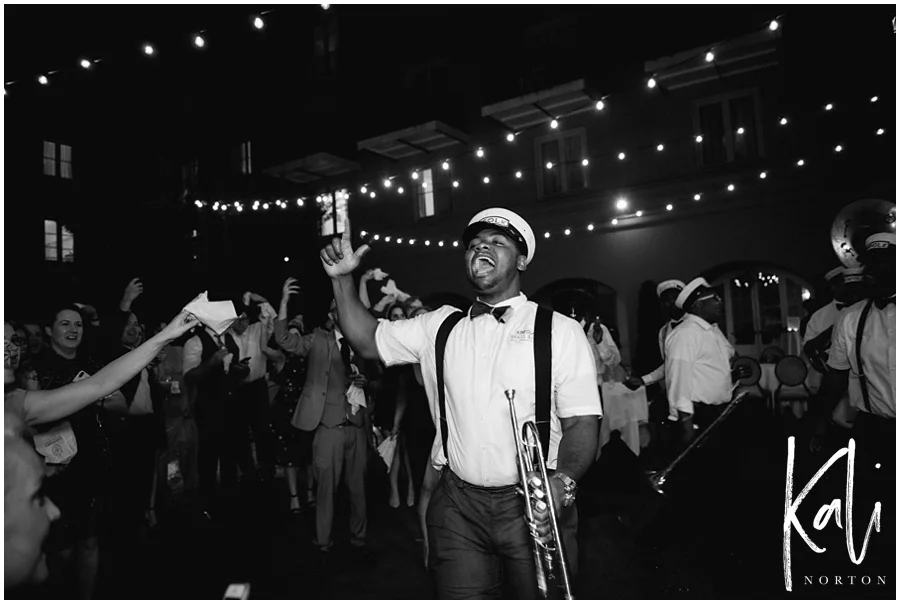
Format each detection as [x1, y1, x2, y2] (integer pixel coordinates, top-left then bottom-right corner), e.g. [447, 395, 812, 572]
[647, 77, 657, 89]
[657, 144, 664, 152]
[383, 179, 392, 188]
[297, 198, 303, 206]
[452, 241, 459, 247]
[587, 224, 594, 231]
[143, 45, 155, 56]
[284, 256, 289, 262]
[409, 239, 416, 245]
[797, 159, 805, 166]
[834, 144, 843, 153]
[736, 127, 745, 135]
[666, 204, 673, 211]
[515, 171, 523, 178]
[705, 50, 715, 63]
[506, 133, 515, 142]
[544, 232, 551, 239]
[546, 162, 553, 169]
[385, 236, 391, 242]
[439, 241, 444, 247]
[581, 158, 589, 166]
[411, 171, 419, 180]
[564, 228, 571, 235]
[453, 180, 459, 188]
[727, 184, 736, 191]
[695, 135, 704, 143]
[779, 117, 788, 126]
[616, 198, 628, 210]
[37, 75, 49, 85]
[422, 182, 428, 189]
[876, 128, 884, 135]
[373, 235, 380, 240]
[398, 187, 405, 194]
[425, 240, 430, 246]
[263, 203, 269, 209]
[360, 186, 367, 194]
[636, 211, 643, 217]
[694, 193, 702, 201]
[361, 230, 367, 237]
[80, 59, 92, 69]
[550, 119, 559, 129]
[253, 16, 265, 30]
[618, 152, 626, 160]
[825, 103, 833, 111]
[442, 161, 450, 170]
[595, 100, 605, 111]
[759, 171, 767, 179]
[611, 218, 619, 225]
[870, 96, 878, 103]
[369, 191, 376, 198]
[397, 238, 403, 244]
[769, 19, 779, 31]
[321, 3, 330, 9]
[476, 148, 485, 158]
[194, 35, 206, 48]
[483, 176, 490, 184]
[213, 202, 220, 210]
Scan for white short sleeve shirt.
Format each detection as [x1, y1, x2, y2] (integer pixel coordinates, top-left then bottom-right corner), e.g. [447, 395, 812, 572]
[664, 314, 734, 419]
[375, 293, 603, 487]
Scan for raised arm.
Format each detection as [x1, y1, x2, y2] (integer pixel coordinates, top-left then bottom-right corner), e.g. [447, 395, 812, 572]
[320, 219, 380, 360]
[358, 270, 374, 309]
[21, 310, 199, 426]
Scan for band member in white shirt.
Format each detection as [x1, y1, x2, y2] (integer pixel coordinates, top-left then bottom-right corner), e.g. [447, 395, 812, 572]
[625, 279, 685, 391]
[665, 278, 742, 446]
[816, 232, 895, 565]
[319, 210, 602, 598]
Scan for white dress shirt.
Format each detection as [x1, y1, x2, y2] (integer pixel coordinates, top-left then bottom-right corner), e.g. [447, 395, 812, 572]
[588, 323, 622, 385]
[229, 322, 267, 383]
[665, 314, 734, 420]
[642, 319, 683, 386]
[827, 299, 896, 419]
[803, 300, 855, 427]
[375, 293, 603, 487]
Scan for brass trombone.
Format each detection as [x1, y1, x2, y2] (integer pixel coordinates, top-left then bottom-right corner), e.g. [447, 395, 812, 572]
[505, 389, 575, 600]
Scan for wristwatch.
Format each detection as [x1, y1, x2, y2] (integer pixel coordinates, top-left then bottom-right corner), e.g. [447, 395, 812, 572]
[551, 471, 578, 507]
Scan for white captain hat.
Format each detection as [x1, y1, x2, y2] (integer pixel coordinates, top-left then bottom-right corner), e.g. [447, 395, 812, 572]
[656, 279, 685, 297]
[675, 277, 711, 310]
[463, 207, 536, 266]
[841, 267, 867, 283]
[865, 232, 896, 250]
[824, 267, 844, 282]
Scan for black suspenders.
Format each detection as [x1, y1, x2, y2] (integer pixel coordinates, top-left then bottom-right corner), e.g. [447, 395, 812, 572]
[854, 299, 876, 414]
[434, 306, 554, 466]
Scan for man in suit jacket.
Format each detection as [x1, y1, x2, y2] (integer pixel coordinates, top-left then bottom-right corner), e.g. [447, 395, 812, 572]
[274, 279, 371, 558]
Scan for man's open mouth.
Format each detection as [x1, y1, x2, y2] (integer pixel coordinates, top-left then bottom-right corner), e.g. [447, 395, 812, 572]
[472, 255, 496, 277]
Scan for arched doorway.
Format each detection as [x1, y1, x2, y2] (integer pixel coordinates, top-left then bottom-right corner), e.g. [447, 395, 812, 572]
[531, 278, 619, 344]
[703, 262, 814, 358]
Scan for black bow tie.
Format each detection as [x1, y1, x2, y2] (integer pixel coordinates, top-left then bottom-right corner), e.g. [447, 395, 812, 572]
[470, 300, 510, 322]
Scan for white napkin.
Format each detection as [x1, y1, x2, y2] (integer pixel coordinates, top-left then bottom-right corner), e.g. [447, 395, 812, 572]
[34, 421, 78, 465]
[346, 383, 367, 416]
[371, 268, 389, 282]
[381, 279, 411, 301]
[183, 291, 238, 335]
[377, 435, 397, 472]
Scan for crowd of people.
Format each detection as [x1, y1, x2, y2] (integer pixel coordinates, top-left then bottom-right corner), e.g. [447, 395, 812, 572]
[4, 205, 895, 599]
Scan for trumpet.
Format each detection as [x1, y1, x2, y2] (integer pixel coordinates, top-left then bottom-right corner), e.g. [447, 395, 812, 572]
[648, 391, 748, 495]
[505, 389, 575, 600]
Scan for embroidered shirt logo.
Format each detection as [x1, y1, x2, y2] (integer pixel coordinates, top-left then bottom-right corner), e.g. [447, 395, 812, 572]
[510, 328, 534, 343]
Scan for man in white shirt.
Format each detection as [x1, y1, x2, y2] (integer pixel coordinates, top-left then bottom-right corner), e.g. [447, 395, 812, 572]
[665, 277, 739, 447]
[625, 280, 685, 391]
[319, 210, 602, 598]
[817, 233, 895, 565]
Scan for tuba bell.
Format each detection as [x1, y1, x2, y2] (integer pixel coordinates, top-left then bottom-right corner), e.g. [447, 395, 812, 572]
[830, 198, 896, 268]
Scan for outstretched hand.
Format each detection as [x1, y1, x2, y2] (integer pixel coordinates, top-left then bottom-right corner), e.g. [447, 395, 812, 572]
[320, 216, 370, 278]
[158, 310, 200, 342]
[122, 278, 144, 308]
[281, 277, 300, 304]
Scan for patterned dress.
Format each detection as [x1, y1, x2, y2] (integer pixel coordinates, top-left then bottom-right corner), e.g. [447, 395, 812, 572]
[270, 354, 309, 467]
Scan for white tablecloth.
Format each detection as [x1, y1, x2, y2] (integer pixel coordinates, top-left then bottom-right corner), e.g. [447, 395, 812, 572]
[598, 383, 649, 457]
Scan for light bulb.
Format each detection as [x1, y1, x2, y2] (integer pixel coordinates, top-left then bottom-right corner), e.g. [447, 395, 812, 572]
[636, 211, 643, 217]
[397, 238, 403, 244]
[213, 202, 220, 210]
[825, 103, 833, 111]
[780, 117, 788, 126]
[695, 135, 703, 143]
[321, 3, 330, 9]
[453, 180, 459, 188]
[876, 128, 885, 135]
[705, 51, 715, 63]
[736, 127, 745, 135]
[411, 171, 419, 180]
[194, 200, 203, 208]
[506, 133, 515, 142]
[797, 159, 805, 166]
[727, 184, 735, 191]
[384, 179, 392, 188]
[595, 100, 605, 111]
[483, 176, 490, 184]
[284, 256, 289, 262]
[657, 144, 664, 151]
[398, 187, 404, 194]
[373, 235, 380, 241]
[360, 186, 367, 194]
[618, 152, 625, 160]
[194, 35, 205, 48]
[438, 241, 444, 247]
[616, 198, 628, 210]
[666, 204, 673, 211]
[611, 218, 618, 225]
[297, 198, 304, 206]
[550, 119, 558, 129]
[759, 171, 767, 179]
[587, 224, 594, 231]
[422, 182, 428, 189]
[769, 19, 779, 31]
[546, 162, 553, 170]
[263, 203, 269, 209]
[515, 171, 523, 179]
[253, 16, 264, 29]
[544, 232, 550, 239]
[409, 239, 415, 245]
[370, 191, 376, 198]
[834, 145, 843, 153]
[385, 236, 391, 242]
[361, 230, 367, 237]
[647, 78, 656, 89]
[144, 44, 155, 56]
[476, 148, 484, 158]
[425, 240, 430, 246]
[581, 158, 589, 166]
[452, 241, 458, 247]
[37, 75, 49, 85]
[564, 229, 571, 235]
[871, 96, 879, 103]
[694, 193, 701, 201]
[442, 161, 450, 170]
[80, 59, 91, 69]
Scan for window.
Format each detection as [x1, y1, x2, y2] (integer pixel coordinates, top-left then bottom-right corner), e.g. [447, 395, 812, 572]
[695, 91, 761, 168]
[42, 141, 73, 179]
[534, 129, 588, 198]
[318, 189, 348, 237]
[240, 141, 252, 175]
[415, 169, 435, 219]
[44, 220, 74, 263]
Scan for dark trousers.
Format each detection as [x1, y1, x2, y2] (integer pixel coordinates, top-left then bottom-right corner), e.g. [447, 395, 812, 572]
[427, 468, 578, 599]
[233, 378, 274, 479]
[312, 424, 368, 550]
[197, 398, 239, 504]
